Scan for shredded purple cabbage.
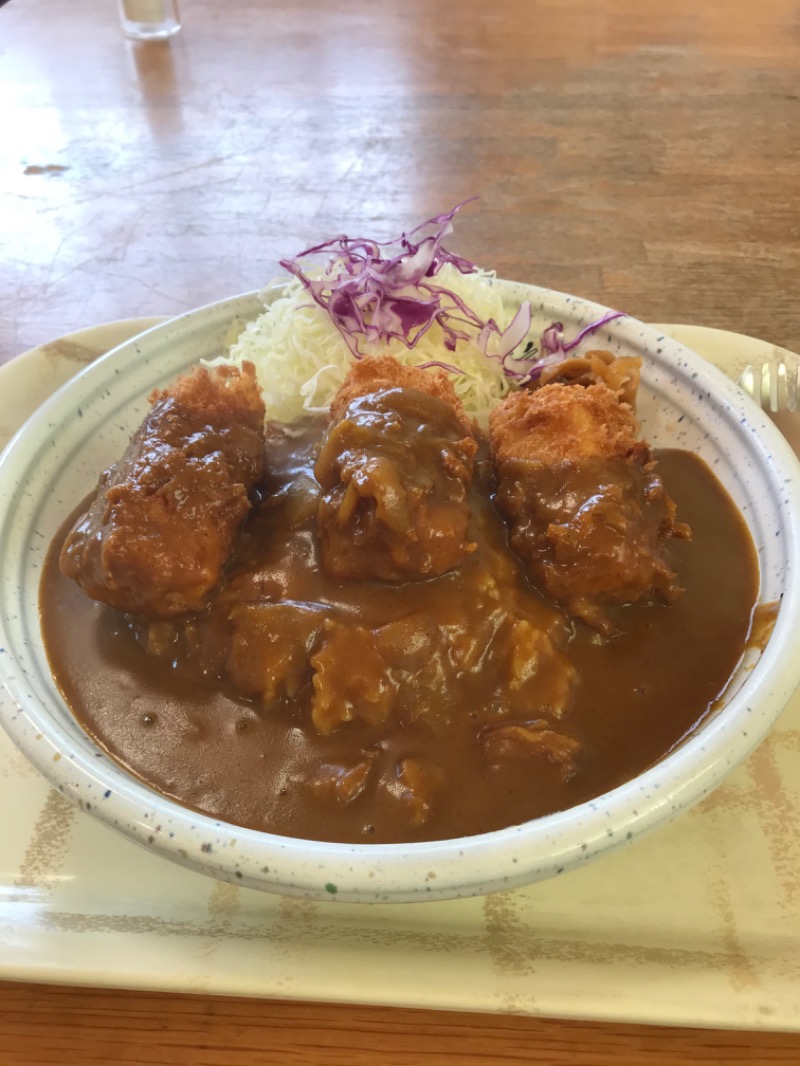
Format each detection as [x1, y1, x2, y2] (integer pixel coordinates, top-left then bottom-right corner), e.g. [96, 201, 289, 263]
[280, 203, 626, 384]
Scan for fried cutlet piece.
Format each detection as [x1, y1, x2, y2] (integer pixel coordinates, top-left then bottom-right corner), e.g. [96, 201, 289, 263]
[329, 356, 474, 435]
[315, 356, 478, 581]
[149, 360, 265, 427]
[60, 363, 266, 618]
[491, 382, 643, 465]
[490, 383, 689, 633]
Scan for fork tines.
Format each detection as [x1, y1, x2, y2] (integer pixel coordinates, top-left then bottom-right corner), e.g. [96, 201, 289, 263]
[740, 361, 800, 413]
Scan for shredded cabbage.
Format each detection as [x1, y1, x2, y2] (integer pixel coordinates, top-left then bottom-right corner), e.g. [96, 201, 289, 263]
[278, 200, 532, 372]
[219, 262, 521, 426]
[214, 203, 626, 426]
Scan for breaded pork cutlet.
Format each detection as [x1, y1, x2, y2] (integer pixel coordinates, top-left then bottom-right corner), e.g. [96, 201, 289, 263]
[329, 355, 474, 434]
[60, 363, 266, 618]
[491, 382, 644, 466]
[315, 355, 478, 581]
[490, 381, 689, 633]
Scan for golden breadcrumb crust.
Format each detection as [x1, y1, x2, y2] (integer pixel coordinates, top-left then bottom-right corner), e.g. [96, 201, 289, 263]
[489, 382, 641, 466]
[330, 355, 474, 434]
[150, 360, 265, 429]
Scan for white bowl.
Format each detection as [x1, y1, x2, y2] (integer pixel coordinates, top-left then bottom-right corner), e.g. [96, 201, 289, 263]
[1, 282, 799, 904]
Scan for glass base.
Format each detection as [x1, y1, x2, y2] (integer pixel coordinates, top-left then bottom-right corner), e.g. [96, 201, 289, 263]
[121, 18, 182, 40]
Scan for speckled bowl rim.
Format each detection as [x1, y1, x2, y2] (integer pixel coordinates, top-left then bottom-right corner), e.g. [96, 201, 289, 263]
[1, 281, 799, 904]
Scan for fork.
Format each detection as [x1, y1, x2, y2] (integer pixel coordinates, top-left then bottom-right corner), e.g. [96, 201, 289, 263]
[738, 360, 800, 413]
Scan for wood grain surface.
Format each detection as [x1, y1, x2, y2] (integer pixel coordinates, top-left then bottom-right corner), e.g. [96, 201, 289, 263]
[4, 981, 800, 1066]
[2, 0, 800, 364]
[2, 0, 800, 1062]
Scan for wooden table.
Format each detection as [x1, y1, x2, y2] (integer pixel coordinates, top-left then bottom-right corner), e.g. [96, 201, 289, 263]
[2, 0, 800, 1061]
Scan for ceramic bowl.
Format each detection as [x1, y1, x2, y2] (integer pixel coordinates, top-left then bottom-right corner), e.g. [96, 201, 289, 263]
[1, 281, 799, 903]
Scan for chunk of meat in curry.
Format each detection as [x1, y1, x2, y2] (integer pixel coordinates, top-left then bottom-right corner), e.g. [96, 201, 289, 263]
[315, 357, 479, 581]
[490, 382, 690, 634]
[59, 363, 265, 618]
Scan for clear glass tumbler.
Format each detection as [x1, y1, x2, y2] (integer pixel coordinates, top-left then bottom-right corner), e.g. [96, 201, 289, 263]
[118, 0, 182, 41]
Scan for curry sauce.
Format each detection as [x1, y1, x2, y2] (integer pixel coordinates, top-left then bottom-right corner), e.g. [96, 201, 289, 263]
[39, 417, 760, 845]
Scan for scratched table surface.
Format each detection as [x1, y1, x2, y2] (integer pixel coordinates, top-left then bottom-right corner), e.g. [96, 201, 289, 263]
[2, 0, 800, 1063]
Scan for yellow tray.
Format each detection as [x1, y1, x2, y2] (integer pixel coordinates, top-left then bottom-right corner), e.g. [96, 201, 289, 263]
[1, 320, 798, 1030]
